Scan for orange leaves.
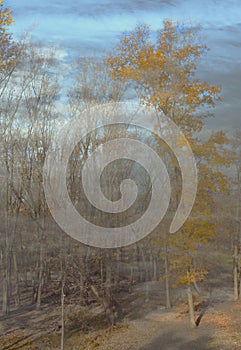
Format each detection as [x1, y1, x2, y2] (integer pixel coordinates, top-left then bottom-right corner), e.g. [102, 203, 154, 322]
[0, 0, 18, 75]
[203, 303, 241, 349]
[205, 311, 230, 328]
[106, 20, 221, 127]
[0, 0, 14, 29]
[172, 263, 208, 287]
[178, 268, 208, 286]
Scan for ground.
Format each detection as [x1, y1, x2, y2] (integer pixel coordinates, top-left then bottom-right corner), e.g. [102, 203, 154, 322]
[94, 299, 241, 350]
[0, 285, 240, 350]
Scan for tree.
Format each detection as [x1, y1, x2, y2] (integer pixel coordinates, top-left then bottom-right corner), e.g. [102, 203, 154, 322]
[19, 45, 59, 310]
[106, 20, 220, 135]
[231, 131, 241, 300]
[0, 0, 25, 314]
[0, 35, 59, 314]
[67, 59, 130, 323]
[106, 20, 230, 326]
[0, 0, 19, 96]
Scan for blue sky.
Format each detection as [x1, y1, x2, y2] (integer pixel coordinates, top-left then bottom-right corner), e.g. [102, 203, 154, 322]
[6, 0, 241, 131]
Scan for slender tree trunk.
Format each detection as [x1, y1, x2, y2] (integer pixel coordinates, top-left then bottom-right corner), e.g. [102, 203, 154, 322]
[1, 225, 11, 315]
[36, 231, 44, 310]
[233, 244, 239, 301]
[239, 264, 241, 300]
[105, 256, 115, 325]
[2, 274, 10, 315]
[153, 256, 158, 281]
[234, 182, 241, 300]
[2, 177, 11, 315]
[142, 247, 149, 282]
[145, 282, 150, 303]
[100, 256, 104, 288]
[136, 245, 143, 282]
[114, 249, 121, 287]
[13, 251, 20, 308]
[164, 241, 171, 309]
[2, 251, 10, 315]
[129, 265, 134, 293]
[187, 285, 196, 328]
[61, 278, 65, 350]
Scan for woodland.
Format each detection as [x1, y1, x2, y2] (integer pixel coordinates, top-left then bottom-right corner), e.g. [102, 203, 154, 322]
[0, 1, 240, 349]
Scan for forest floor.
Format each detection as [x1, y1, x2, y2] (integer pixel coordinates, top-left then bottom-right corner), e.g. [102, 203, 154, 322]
[0, 284, 240, 350]
[0, 250, 240, 350]
[96, 299, 241, 350]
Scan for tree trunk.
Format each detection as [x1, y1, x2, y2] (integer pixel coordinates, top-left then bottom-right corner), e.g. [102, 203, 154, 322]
[153, 256, 158, 281]
[236, 164, 241, 299]
[233, 244, 239, 301]
[1, 249, 10, 315]
[2, 275, 10, 315]
[36, 233, 44, 311]
[13, 251, 20, 308]
[61, 279, 65, 350]
[164, 242, 171, 309]
[91, 284, 115, 325]
[187, 285, 196, 328]
[105, 258, 115, 325]
[129, 265, 134, 293]
[2, 264, 10, 315]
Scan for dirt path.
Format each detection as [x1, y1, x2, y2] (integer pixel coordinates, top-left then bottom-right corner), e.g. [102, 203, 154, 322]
[140, 321, 214, 350]
[94, 309, 215, 350]
[96, 300, 241, 350]
[141, 332, 213, 350]
[141, 301, 241, 350]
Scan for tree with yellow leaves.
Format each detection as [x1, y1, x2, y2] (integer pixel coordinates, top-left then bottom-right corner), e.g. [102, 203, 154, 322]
[107, 20, 220, 135]
[107, 20, 231, 327]
[0, 0, 19, 94]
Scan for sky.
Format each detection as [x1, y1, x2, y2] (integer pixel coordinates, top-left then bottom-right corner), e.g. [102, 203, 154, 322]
[6, 0, 241, 132]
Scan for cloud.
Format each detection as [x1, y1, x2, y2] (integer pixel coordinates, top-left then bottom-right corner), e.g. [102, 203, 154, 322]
[7, 0, 241, 131]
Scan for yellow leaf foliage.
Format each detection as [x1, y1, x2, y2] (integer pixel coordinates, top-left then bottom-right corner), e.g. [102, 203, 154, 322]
[106, 19, 231, 287]
[0, 0, 17, 74]
[106, 20, 221, 135]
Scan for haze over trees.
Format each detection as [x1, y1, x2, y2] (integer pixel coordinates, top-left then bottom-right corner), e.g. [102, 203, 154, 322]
[0, 0, 240, 349]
